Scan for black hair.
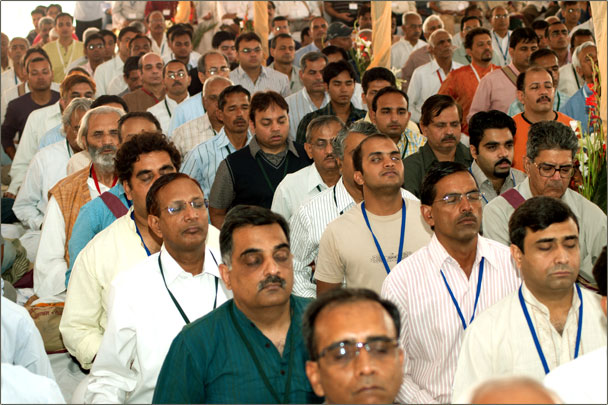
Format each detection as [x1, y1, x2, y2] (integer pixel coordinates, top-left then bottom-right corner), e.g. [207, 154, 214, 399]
[593, 247, 607, 296]
[468, 110, 516, 150]
[270, 33, 294, 49]
[249, 91, 288, 123]
[218, 84, 251, 111]
[464, 27, 491, 50]
[122, 55, 140, 76]
[301, 26, 311, 39]
[84, 33, 105, 48]
[54, 12, 73, 25]
[509, 27, 538, 49]
[117, 26, 140, 41]
[168, 27, 193, 42]
[530, 48, 559, 65]
[23, 47, 50, 72]
[460, 16, 481, 31]
[371, 86, 408, 113]
[419, 94, 462, 128]
[118, 112, 161, 136]
[162, 59, 188, 77]
[272, 16, 289, 25]
[570, 29, 594, 50]
[322, 60, 355, 85]
[362, 67, 396, 94]
[128, 34, 152, 49]
[357, 5, 371, 19]
[302, 288, 401, 360]
[509, 196, 579, 252]
[321, 45, 348, 61]
[531, 20, 549, 32]
[352, 133, 393, 173]
[92, 95, 129, 112]
[212, 30, 236, 49]
[235, 32, 262, 51]
[116, 131, 181, 184]
[420, 161, 472, 206]
[146, 173, 202, 216]
[219, 205, 290, 267]
[99, 29, 116, 43]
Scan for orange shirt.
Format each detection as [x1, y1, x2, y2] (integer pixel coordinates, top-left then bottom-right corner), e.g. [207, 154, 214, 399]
[512, 111, 575, 171]
[438, 62, 498, 134]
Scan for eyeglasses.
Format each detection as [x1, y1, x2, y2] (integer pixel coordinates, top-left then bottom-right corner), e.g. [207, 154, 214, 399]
[87, 43, 104, 50]
[317, 337, 399, 367]
[164, 198, 208, 215]
[167, 71, 187, 79]
[493, 14, 509, 19]
[207, 66, 231, 75]
[241, 47, 262, 54]
[533, 162, 574, 178]
[565, 8, 579, 14]
[434, 191, 483, 205]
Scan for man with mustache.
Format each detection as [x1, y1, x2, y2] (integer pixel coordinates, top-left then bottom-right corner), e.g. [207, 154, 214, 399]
[483, 121, 606, 289]
[123, 52, 166, 113]
[146, 11, 171, 61]
[382, 161, 520, 403]
[83, 173, 229, 403]
[147, 59, 191, 134]
[467, 110, 526, 206]
[153, 205, 322, 404]
[511, 67, 574, 171]
[181, 85, 252, 200]
[271, 116, 343, 222]
[402, 95, 473, 198]
[452, 197, 606, 402]
[32, 106, 124, 304]
[315, 134, 432, 295]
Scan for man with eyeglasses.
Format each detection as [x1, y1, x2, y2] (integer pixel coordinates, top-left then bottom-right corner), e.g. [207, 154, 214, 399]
[271, 116, 343, 222]
[146, 11, 171, 61]
[483, 120, 606, 289]
[559, 1, 581, 33]
[453, 196, 606, 402]
[382, 161, 520, 403]
[402, 95, 473, 198]
[511, 67, 574, 171]
[147, 60, 191, 134]
[83, 172, 229, 403]
[67, 33, 106, 76]
[489, 6, 512, 67]
[229, 32, 290, 98]
[168, 51, 230, 137]
[547, 21, 571, 67]
[153, 205, 321, 404]
[303, 288, 404, 405]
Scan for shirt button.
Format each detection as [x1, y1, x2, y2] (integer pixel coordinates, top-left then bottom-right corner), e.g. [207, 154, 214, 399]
[280, 370, 286, 375]
[265, 343, 270, 348]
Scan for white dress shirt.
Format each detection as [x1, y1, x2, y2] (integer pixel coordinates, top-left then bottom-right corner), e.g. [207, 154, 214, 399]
[85, 245, 232, 404]
[8, 101, 62, 195]
[0, 69, 22, 123]
[217, 1, 254, 24]
[381, 235, 521, 404]
[274, 1, 320, 20]
[94, 56, 125, 97]
[408, 59, 463, 123]
[285, 88, 330, 141]
[147, 95, 188, 135]
[271, 163, 330, 222]
[73, 1, 105, 21]
[148, 33, 172, 61]
[171, 112, 216, 157]
[34, 177, 109, 302]
[1, 364, 65, 404]
[1, 296, 55, 379]
[13, 140, 73, 230]
[391, 38, 427, 70]
[452, 283, 607, 403]
[106, 74, 128, 96]
[558, 63, 584, 98]
[491, 30, 512, 67]
[111, 1, 146, 28]
[229, 65, 291, 98]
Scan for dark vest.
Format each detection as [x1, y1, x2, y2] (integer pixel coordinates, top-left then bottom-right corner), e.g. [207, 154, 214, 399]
[226, 143, 312, 209]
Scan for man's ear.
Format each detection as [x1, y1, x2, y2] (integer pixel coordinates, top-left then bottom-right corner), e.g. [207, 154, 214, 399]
[369, 108, 377, 124]
[305, 360, 325, 398]
[148, 214, 163, 239]
[197, 71, 205, 84]
[304, 142, 313, 159]
[469, 145, 478, 160]
[523, 156, 532, 176]
[122, 180, 133, 201]
[353, 170, 364, 187]
[219, 263, 233, 290]
[510, 243, 523, 270]
[420, 204, 434, 228]
[517, 90, 524, 104]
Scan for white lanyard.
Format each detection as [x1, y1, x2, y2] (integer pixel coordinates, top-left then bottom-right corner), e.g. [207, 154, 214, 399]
[470, 64, 494, 84]
[55, 40, 75, 74]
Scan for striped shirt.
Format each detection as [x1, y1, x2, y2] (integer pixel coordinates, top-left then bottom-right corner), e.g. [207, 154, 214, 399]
[269, 63, 303, 96]
[381, 234, 520, 404]
[171, 112, 216, 157]
[285, 88, 330, 141]
[397, 128, 427, 160]
[168, 92, 205, 137]
[229, 65, 290, 98]
[180, 127, 252, 198]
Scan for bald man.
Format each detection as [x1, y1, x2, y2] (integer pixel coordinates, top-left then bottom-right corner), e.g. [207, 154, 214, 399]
[468, 376, 560, 404]
[122, 52, 166, 112]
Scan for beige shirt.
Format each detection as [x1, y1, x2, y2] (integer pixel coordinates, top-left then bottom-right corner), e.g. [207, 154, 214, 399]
[315, 196, 432, 294]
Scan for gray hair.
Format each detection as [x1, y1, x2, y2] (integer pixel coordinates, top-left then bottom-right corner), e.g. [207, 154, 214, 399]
[429, 29, 452, 47]
[38, 16, 53, 30]
[77, 106, 125, 150]
[202, 75, 233, 97]
[572, 41, 596, 70]
[128, 20, 146, 34]
[62, 97, 93, 130]
[332, 121, 378, 160]
[526, 121, 579, 161]
[300, 51, 328, 70]
[423, 15, 444, 35]
[305, 115, 344, 144]
[402, 11, 421, 27]
[197, 51, 229, 74]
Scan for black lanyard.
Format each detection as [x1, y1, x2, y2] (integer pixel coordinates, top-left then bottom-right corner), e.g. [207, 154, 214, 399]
[164, 98, 172, 118]
[255, 153, 290, 194]
[229, 303, 295, 404]
[332, 185, 345, 216]
[158, 251, 220, 325]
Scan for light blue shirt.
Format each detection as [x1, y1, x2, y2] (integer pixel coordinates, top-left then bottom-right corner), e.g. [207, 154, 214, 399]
[167, 92, 205, 137]
[38, 124, 64, 149]
[181, 127, 252, 198]
[294, 42, 320, 67]
[66, 183, 130, 286]
[562, 83, 592, 134]
[285, 88, 330, 141]
[507, 90, 570, 117]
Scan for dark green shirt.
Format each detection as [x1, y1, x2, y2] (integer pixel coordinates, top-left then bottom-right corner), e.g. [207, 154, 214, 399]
[295, 102, 366, 144]
[152, 295, 321, 404]
[402, 142, 473, 198]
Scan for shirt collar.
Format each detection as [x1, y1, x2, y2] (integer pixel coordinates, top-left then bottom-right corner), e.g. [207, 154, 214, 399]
[306, 164, 327, 193]
[302, 88, 330, 107]
[427, 234, 501, 275]
[248, 136, 301, 158]
[334, 177, 356, 213]
[158, 244, 221, 286]
[521, 281, 580, 316]
[215, 127, 253, 148]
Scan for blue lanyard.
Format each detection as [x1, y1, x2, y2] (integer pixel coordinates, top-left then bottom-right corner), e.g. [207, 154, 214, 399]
[440, 257, 485, 330]
[361, 199, 406, 275]
[518, 284, 583, 375]
[131, 211, 151, 256]
[493, 31, 510, 64]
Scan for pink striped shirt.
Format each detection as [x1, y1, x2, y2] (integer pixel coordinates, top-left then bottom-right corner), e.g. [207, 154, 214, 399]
[381, 234, 520, 403]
